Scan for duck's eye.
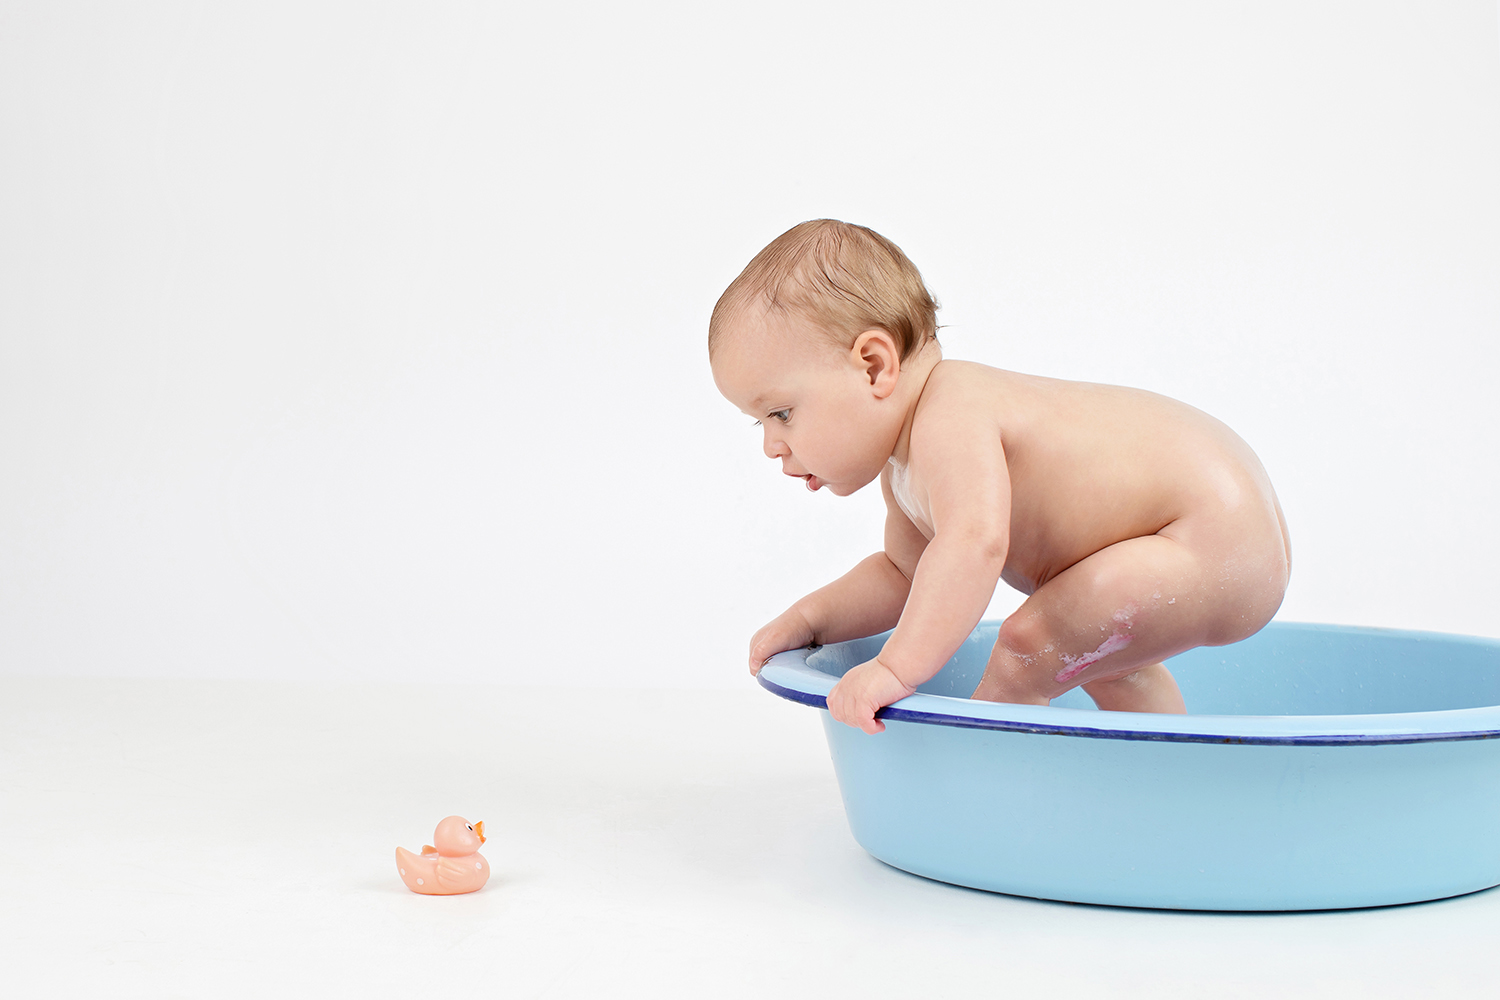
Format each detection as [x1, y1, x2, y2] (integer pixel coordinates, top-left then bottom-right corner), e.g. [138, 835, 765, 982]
[466, 824, 473, 831]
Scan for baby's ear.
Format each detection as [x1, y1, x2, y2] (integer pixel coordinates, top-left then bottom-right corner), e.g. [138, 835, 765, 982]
[852, 329, 901, 398]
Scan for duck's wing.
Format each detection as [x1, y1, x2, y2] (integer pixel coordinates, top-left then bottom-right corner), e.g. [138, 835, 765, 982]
[435, 853, 490, 894]
[395, 846, 440, 893]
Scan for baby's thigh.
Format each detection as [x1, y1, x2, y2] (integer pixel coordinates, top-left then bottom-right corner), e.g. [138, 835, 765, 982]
[997, 511, 1289, 689]
[1156, 502, 1290, 646]
[1001, 535, 1209, 667]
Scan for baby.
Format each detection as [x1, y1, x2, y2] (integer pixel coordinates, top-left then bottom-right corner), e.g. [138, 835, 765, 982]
[709, 220, 1291, 734]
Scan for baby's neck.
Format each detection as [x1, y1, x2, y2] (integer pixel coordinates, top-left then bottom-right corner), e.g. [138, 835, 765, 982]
[888, 340, 943, 467]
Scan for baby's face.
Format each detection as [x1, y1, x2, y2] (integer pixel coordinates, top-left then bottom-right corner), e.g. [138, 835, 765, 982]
[711, 308, 896, 496]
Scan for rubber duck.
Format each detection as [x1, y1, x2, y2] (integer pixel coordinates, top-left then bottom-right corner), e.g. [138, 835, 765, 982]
[395, 816, 490, 895]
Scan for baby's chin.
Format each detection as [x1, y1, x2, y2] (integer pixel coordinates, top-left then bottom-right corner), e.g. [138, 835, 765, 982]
[823, 473, 880, 497]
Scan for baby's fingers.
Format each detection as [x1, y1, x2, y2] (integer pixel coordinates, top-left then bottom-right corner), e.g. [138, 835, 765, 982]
[843, 702, 885, 735]
[828, 684, 885, 735]
[748, 616, 813, 675]
[748, 636, 783, 675]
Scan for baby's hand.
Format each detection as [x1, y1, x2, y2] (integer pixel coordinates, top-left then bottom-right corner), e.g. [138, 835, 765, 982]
[748, 607, 816, 676]
[826, 659, 916, 735]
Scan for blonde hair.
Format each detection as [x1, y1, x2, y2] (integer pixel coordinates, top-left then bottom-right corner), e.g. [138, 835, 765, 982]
[708, 219, 939, 360]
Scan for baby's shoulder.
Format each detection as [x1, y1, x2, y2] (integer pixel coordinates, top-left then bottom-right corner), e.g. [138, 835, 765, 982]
[918, 359, 1005, 404]
[913, 360, 1014, 425]
[922, 361, 1175, 420]
[908, 362, 1011, 456]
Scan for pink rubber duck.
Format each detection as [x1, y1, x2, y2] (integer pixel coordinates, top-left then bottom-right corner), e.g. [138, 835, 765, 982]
[395, 816, 490, 895]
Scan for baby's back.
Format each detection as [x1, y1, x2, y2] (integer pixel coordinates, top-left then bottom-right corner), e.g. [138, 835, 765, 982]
[932, 362, 1280, 594]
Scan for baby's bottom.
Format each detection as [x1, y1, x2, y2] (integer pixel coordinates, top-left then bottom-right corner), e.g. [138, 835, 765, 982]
[972, 503, 1290, 713]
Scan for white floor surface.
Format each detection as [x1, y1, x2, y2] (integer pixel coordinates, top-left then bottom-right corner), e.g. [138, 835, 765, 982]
[3, 676, 1498, 997]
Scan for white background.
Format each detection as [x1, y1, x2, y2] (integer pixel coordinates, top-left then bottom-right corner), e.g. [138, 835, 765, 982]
[3, 6, 1500, 996]
[3, 0, 1498, 687]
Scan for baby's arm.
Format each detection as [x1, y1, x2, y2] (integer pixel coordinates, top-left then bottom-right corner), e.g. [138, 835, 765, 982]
[826, 408, 1011, 733]
[748, 476, 930, 675]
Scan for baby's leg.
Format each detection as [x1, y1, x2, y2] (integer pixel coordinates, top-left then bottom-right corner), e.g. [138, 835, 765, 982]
[1080, 663, 1184, 713]
[972, 519, 1288, 712]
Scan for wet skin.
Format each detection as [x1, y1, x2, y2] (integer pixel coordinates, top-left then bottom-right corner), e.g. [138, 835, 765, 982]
[712, 308, 1290, 734]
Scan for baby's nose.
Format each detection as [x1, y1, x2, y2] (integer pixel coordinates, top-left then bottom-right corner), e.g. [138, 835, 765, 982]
[762, 432, 788, 461]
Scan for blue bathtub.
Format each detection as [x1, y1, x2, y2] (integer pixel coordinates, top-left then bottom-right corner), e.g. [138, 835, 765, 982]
[757, 621, 1500, 910]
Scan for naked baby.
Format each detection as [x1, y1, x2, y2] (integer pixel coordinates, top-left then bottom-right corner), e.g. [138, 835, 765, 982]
[710, 220, 1291, 734]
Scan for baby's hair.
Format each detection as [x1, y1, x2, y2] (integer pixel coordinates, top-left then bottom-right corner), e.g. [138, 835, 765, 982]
[708, 219, 939, 361]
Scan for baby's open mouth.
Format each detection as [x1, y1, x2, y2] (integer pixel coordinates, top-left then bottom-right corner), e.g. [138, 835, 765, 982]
[805, 475, 821, 491]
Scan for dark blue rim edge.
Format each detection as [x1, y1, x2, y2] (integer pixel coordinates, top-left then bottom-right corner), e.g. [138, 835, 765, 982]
[757, 674, 1500, 746]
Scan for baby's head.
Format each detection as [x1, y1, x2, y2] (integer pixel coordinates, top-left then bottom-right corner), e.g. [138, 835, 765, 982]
[709, 220, 940, 496]
[708, 218, 938, 364]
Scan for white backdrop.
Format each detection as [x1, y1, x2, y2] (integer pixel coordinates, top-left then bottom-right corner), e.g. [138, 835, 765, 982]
[2, 1, 1497, 687]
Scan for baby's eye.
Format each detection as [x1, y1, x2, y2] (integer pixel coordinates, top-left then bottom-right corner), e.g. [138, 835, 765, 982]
[768, 410, 790, 424]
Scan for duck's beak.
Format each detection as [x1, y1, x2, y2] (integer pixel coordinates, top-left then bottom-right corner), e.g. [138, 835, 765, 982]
[474, 820, 486, 844]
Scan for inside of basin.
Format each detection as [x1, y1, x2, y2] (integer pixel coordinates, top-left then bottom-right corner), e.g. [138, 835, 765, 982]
[803, 621, 1500, 716]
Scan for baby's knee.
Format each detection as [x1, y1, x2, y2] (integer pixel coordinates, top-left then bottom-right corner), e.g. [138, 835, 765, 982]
[996, 610, 1052, 660]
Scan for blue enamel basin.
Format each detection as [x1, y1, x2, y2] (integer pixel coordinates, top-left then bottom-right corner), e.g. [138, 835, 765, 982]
[757, 621, 1500, 910]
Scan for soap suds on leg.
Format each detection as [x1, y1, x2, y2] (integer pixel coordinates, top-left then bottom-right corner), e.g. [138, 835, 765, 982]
[1054, 630, 1134, 684]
